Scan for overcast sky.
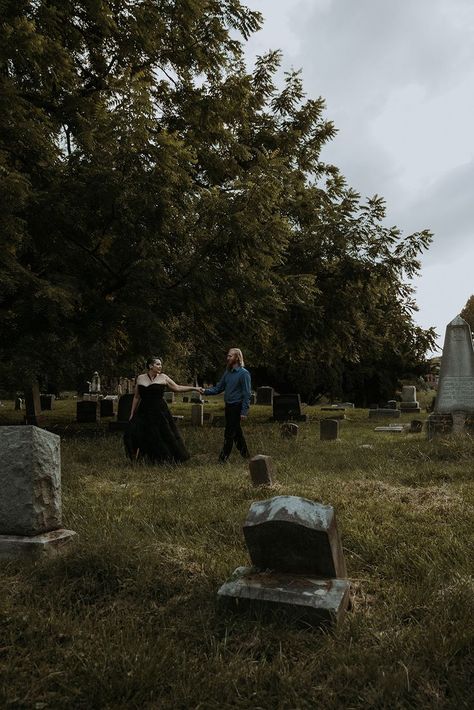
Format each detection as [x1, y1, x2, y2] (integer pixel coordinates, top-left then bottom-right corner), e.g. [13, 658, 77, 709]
[243, 0, 474, 353]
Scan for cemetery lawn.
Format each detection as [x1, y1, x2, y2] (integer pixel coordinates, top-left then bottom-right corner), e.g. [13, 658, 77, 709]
[1, 400, 474, 709]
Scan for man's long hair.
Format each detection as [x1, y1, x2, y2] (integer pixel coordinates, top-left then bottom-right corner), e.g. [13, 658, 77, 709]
[228, 348, 244, 369]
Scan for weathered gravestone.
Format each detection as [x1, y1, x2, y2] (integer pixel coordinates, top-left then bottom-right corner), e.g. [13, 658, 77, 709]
[191, 403, 203, 427]
[320, 419, 339, 441]
[40, 394, 53, 411]
[182, 396, 189, 403]
[256, 386, 274, 406]
[108, 393, 134, 431]
[99, 398, 115, 417]
[203, 412, 214, 425]
[428, 315, 474, 435]
[0, 427, 76, 559]
[76, 400, 100, 423]
[399, 385, 421, 414]
[271, 394, 307, 422]
[280, 422, 299, 438]
[24, 383, 45, 427]
[374, 425, 404, 433]
[218, 496, 350, 625]
[249, 455, 274, 486]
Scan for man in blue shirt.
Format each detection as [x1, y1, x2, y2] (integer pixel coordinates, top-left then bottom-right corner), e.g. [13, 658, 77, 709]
[202, 348, 251, 463]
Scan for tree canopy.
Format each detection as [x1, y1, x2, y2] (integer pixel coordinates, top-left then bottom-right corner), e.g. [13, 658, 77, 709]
[0, 0, 436, 401]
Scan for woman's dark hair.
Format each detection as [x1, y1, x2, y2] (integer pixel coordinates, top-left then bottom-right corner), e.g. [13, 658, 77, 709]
[146, 356, 161, 369]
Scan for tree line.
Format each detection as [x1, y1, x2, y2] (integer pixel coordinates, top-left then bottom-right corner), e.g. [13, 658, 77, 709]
[0, 1, 436, 402]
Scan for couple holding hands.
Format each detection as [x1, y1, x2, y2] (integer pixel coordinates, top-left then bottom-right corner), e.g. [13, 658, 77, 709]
[124, 348, 251, 465]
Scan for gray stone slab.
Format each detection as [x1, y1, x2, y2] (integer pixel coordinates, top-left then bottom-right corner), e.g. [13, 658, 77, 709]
[76, 400, 99, 423]
[0, 426, 62, 536]
[191, 403, 203, 426]
[401, 386, 417, 402]
[374, 426, 404, 432]
[0, 529, 76, 560]
[163, 391, 175, 403]
[100, 398, 115, 417]
[320, 419, 339, 440]
[243, 496, 346, 578]
[256, 386, 274, 405]
[368, 409, 401, 418]
[249, 455, 274, 486]
[436, 315, 474, 413]
[217, 566, 350, 625]
[272, 394, 305, 422]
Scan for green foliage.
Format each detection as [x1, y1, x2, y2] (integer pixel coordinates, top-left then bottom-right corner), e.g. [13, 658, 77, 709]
[0, 1, 435, 398]
[460, 295, 474, 332]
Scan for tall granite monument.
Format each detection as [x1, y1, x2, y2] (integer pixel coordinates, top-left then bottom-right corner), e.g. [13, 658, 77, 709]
[429, 315, 474, 435]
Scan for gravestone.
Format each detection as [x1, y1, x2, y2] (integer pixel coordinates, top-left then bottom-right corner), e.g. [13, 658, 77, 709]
[408, 420, 423, 433]
[99, 398, 115, 417]
[108, 393, 134, 431]
[320, 419, 339, 441]
[40, 394, 53, 411]
[271, 394, 307, 422]
[249, 455, 274, 486]
[218, 496, 349, 625]
[249, 393, 256, 405]
[190, 394, 203, 404]
[182, 396, 189, 403]
[281, 422, 299, 438]
[399, 385, 421, 414]
[256, 386, 274, 406]
[76, 401, 99, 423]
[368, 408, 401, 419]
[191, 403, 203, 426]
[212, 416, 226, 428]
[24, 383, 45, 427]
[386, 400, 397, 410]
[374, 426, 404, 433]
[203, 412, 214, 425]
[90, 371, 101, 393]
[0, 427, 76, 559]
[163, 391, 175, 404]
[429, 315, 474, 434]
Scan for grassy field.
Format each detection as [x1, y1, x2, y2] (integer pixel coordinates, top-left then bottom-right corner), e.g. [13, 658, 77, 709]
[1, 397, 473, 709]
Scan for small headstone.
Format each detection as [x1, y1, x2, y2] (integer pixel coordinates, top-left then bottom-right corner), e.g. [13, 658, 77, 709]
[108, 393, 134, 431]
[271, 394, 306, 422]
[0, 426, 76, 559]
[191, 403, 203, 426]
[280, 423, 298, 438]
[24, 383, 45, 427]
[76, 401, 100, 423]
[320, 419, 339, 441]
[243, 495, 346, 578]
[368, 409, 401, 418]
[218, 496, 350, 625]
[256, 386, 274, 406]
[190, 394, 203, 404]
[248, 455, 274, 486]
[374, 426, 404, 432]
[386, 400, 397, 410]
[408, 420, 423, 433]
[182, 396, 189, 403]
[203, 412, 214, 425]
[40, 394, 53, 411]
[401, 386, 417, 402]
[99, 399, 115, 417]
[163, 391, 175, 404]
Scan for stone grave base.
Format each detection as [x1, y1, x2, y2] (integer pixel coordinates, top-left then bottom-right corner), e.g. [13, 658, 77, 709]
[0, 529, 77, 561]
[218, 566, 350, 625]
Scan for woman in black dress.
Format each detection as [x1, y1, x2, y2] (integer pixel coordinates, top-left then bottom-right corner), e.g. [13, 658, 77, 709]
[124, 356, 201, 464]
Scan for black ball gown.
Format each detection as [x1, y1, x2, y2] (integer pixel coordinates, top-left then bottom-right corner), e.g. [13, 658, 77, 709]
[124, 383, 190, 464]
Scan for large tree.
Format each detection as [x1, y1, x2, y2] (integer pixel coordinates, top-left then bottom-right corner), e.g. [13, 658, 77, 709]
[0, 0, 435, 400]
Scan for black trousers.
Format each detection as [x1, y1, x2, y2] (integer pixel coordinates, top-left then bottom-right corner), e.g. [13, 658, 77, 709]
[219, 402, 249, 461]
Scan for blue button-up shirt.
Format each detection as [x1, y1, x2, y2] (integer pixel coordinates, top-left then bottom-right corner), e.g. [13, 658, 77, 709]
[204, 366, 252, 416]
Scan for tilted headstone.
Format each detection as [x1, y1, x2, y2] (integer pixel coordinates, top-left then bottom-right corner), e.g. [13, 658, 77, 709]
[320, 419, 339, 440]
[249, 455, 274, 486]
[0, 427, 76, 559]
[243, 496, 347, 578]
[280, 422, 299, 438]
[256, 386, 274, 405]
[271, 394, 307, 422]
[77, 401, 99, 423]
[191, 403, 203, 426]
[218, 496, 349, 625]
